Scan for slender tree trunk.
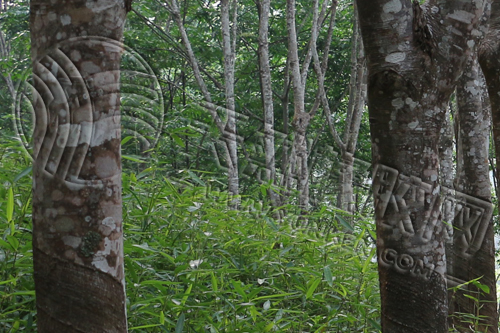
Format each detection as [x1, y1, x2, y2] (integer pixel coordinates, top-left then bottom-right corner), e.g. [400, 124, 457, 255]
[279, 59, 292, 205]
[451, 53, 498, 332]
[0, 28, 14, 99]
[30, 1, 128, 331]
[257, 0, 278, 207]
[286, 0, 329, 214]
[287, 0, 311, 213]
[357, 0, 486, 331]
[168, 0, 239, 199]
[221, 0, 239, 200]
[338, 11, 367, 214]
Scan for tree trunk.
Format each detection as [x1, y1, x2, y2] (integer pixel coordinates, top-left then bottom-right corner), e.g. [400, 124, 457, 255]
[221, 0, 239, 201]
[168, 0, 240, 199]
[30, 1, 128, 331]
[338, 12, 367, 214]
[477, 1, 500, 331]
[287, 0, 311, 213]
[451, 52, 498, 333]
[357, 0, 486, 331]
[257, 0, 279, 207]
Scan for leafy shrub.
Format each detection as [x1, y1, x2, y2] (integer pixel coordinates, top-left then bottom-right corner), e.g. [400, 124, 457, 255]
[0, 140, 381, 332]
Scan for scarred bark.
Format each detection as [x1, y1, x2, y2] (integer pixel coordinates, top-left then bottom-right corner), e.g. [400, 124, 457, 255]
[357, 0, 487, 331]
[451, 53, 498, 333]
[30, 1, 128, 331]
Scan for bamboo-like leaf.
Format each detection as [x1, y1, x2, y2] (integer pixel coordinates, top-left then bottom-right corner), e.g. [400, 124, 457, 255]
[324, 266, 333, 287]
[122, 154, 146, 163]
[13, 166, 32, 183]
[175, 313, 185, 333]
[171, 133, 186, 148]
[6, 187, 14, 223]
[187, 170, 205, 186]
[211, 272, 218, 292]
[306, 277, 321, 299]
[336, 215, 354, 232]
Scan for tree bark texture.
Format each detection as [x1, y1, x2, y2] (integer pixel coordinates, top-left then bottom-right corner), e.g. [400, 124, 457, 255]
[257, 0, 279, 207]
[287, 0, 311, 213]
[480, 1, 500, 199]
[286, 0, 335, 214]
[450, 52, 498, 333]
[30, 1, 128, 331]
[221, 0, 239, 200]
[357, 0, 487, 331]
[477, 2, 500, 330]
[337, 9, 367, 214]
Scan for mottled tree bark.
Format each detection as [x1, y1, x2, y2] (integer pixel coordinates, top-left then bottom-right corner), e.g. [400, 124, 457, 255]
[30, 1, 128, 331]
[477, 2, 500, 330]
[451, 52, 498, 332]
[357, 0, 487, 331]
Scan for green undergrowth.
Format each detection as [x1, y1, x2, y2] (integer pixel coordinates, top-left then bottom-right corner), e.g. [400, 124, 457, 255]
[0, 142, 381, 332]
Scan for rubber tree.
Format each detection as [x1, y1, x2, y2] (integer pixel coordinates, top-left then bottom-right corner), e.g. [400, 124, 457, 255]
[30, 0, 129, 331]
[286, 0, 337, 214]
[477, 1, 500, 329]
[356, 0, 487, 331]
[166, 0, 240, 201]
[324, 4, 367, 215]
[257, 0, 279, 208]
[450, 52, 498, 332]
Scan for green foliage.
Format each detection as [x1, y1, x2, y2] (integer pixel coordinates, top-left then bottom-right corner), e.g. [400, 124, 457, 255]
[0, 138, 35, 333]
[448, 278, 496, 333]
[122, 168, 381, 332]
[0, 137, 380, 332]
